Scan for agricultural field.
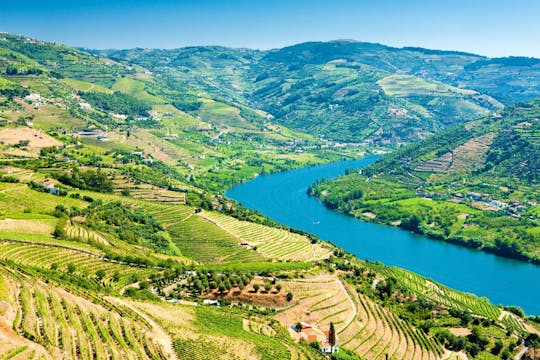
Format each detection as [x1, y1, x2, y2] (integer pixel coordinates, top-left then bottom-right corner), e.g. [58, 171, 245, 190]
[146, 204, 265, 264]
[0, 240, 156, 288]
[0, 266, 172, 359]
[371, 265, 502, 321]
[199, 210, 332, 262]
[117, 299, 325, 360]
[277, 273, 446, 360]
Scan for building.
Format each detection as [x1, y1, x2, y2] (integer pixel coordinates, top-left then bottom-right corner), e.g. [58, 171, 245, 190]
[202, 299, 220, 306]
[320, 329, 339, 354]
[320, 341, 339, 354]
[298, 323, 318, 344]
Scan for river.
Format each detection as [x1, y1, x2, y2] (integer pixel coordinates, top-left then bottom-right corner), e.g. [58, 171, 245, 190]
[226, 156, 540, 315]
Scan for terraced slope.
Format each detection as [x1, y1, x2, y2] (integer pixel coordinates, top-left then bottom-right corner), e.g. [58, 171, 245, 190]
[0, 240, 155, 288]
[199, 210, 332, 261]
[145, 204, 265, 264]
[0, 266, 171, 359]
[373, 266, 501, 321]
[276, 274, 445, 360]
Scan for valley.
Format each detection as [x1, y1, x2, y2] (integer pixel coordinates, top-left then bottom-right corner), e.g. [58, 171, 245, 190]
[0, 31, 539, 360]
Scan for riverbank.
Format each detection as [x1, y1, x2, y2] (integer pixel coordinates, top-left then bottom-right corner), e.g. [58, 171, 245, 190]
[311, 193, 540, 265]
[227, 157, 540, 315]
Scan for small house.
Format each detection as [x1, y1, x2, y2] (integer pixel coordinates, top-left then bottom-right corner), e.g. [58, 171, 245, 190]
[202, 299, 220, 306]
[320, 341, 339, 354]
[320, 329, 338, 354]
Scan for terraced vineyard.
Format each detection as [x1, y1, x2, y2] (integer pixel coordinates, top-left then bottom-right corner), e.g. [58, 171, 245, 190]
[0, 267, 170, 359]
[200, 210, 332, 261]
[373, 265, 502, 320]
[276, 274, 445, 360]
[447, 133, 494, 172]
[112, 175, 187, 204]
[145, 204, 264, 263]
[414, 153, 453, 173]
[0, 241, 155, 287]
[129, 300, 308, 360]
[66, 221, 109, 245]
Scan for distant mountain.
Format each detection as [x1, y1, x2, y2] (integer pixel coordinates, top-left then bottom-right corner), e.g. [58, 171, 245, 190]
[310, 99, 539, 262]
[96, 40, 540, 144]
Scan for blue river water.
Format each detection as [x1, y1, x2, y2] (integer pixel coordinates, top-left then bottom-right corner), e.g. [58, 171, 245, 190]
[227, 156, 540, 315]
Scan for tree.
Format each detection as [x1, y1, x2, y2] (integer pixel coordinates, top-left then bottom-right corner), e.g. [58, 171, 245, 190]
[264, 284, 272, 293]
[67, 262, 77, 273]
[218, 283, 226, 293]
[329, 322, 336, 346]
[491, 340, 503, 355]
[276, 284, 282, 292]
[253, 284, 260, 293]
[286, 292, 293, 301]
[6, 66, 18, 75]
[52, 223, 67, 239]
[96, 269, 106, 280]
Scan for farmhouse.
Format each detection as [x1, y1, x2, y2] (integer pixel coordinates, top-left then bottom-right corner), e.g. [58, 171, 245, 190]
[320, 329, 339, 354]
[24, 93, 42, 104]
[79, 102, 93, 111]
[298, 323, 318, 343]
[295, 322, 338, 353]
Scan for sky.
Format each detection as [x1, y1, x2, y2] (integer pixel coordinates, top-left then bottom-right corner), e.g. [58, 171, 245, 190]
[1, 0, 540, 57]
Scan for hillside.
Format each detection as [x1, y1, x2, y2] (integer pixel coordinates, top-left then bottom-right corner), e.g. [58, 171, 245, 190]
[0, 33, 539, 360]
[0, 34, 358, 194]
[310, 99, 540, 263]
[99, 41, 540, 144]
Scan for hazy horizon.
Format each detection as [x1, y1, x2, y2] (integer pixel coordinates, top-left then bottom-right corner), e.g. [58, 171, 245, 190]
[1, 0, 540, 58]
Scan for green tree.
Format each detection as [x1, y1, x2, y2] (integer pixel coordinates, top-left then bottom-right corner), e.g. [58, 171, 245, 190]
[329, 322, 336, 346]
[96, 269, 106, 280]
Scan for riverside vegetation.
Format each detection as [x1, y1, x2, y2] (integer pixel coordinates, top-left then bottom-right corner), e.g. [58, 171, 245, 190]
[0, 33, 539, 359]
[309, 100, 539, 264]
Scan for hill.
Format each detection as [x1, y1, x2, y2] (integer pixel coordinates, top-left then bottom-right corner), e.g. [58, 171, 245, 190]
[99, 40, 540, 144]
[309, 99, 540, 263]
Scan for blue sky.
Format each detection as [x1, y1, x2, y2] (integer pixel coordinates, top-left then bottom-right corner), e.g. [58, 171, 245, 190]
[1, 0, 540, 57]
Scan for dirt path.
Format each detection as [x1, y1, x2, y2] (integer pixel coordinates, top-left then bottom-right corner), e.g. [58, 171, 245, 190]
[514, 346, 528, 360]
[0, 185, 26, 194]
[106, 297, 178, 360]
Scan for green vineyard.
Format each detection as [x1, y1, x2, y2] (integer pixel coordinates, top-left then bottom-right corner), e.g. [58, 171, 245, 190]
[200, 210, 332, 261]
[1, 267, 168, 359]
